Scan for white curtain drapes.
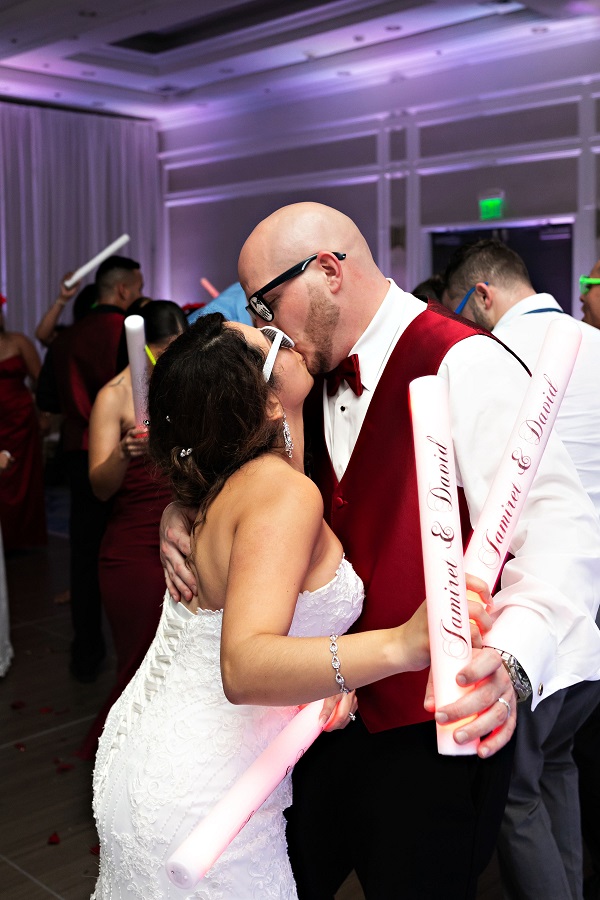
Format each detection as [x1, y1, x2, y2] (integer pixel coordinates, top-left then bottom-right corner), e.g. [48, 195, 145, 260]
[0, 101, 162, 339]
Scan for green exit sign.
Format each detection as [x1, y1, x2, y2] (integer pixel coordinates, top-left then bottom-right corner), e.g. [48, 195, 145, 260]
[479, 195, 505, 220]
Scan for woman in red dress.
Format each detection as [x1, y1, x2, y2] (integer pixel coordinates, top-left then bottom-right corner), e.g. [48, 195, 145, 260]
[79, 301, 188, 758]
[0, 295, 47, 552]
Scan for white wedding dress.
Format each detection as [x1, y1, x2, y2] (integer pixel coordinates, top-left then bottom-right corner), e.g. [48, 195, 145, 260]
[92, 557, 363, 900]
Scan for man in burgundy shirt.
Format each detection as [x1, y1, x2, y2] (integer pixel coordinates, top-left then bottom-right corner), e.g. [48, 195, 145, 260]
[38, 256, 143, 681]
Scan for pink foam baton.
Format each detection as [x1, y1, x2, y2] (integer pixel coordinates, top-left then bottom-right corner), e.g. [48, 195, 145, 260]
[124, 315, 148, 426]
[410, 375, 479, 755]
[165, 700, 324, 889]
[463, 316, 581, 590]
[63, 234, 130, 288]
[200, 277, 220, 299]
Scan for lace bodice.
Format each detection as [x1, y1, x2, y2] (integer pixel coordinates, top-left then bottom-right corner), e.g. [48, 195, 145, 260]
[92, 557, 363, 899]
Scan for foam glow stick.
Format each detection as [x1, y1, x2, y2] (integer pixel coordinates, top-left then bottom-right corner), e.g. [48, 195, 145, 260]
[463, 316, 581, 590]
[63, 234, 130, 288]
[410, 375, 478, 756]
[166, 700, 324, 889]
[200, 277, 219, 299]
[125, 315, 148, 426]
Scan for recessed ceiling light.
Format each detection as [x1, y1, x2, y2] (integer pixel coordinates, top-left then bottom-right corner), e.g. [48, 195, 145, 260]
[81, 70, 96, 76]
[385, 24, 402, 32]
[219, 67, 234, 74]
[354, 35, 365, 42]
[532, 26, 548, 33]
[78, 10, 98, 17]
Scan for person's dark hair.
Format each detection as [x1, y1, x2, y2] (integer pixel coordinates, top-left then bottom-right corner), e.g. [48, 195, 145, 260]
[148, 313, 280, 520]
[444, 239, 532, 304]
[95, 255, 141, 296]
[142, 300, 188, 346]
[412, 273, 445, 303]
[73, 283, 99, 322]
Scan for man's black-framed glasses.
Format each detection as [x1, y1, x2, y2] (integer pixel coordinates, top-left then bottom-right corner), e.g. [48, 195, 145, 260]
[246, 252, 346, 323]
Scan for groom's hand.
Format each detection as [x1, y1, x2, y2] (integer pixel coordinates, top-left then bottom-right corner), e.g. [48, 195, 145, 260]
[318, 691, 358, 731]
[159, 502, 198, 601]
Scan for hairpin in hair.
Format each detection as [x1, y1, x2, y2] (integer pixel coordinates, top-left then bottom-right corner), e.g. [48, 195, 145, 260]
[166, 415, 171, 422]
[179, 447, 193, 458]
[142, 419, 150, 427]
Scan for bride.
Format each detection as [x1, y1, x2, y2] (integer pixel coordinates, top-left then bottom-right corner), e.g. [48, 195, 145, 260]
[92, 313, 489, 899]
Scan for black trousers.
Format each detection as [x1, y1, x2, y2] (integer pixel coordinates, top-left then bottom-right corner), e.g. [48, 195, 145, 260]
[574, 693, 600, 878]
[286, 716, 515, 900]
[66, 451, 113, 675]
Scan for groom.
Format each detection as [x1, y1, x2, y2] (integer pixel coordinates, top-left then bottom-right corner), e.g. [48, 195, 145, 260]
[161, 203, 600, 898]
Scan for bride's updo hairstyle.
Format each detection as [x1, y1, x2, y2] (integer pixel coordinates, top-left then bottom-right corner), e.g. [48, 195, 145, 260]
[148, 313, 281, 520]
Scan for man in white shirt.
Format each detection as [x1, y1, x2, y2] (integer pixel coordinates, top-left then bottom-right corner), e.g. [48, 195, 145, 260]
[443, 237, 600, 900]
[161, 205, 600, 898]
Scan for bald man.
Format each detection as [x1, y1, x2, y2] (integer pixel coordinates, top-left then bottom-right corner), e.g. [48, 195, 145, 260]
[160, 204, 600, 899]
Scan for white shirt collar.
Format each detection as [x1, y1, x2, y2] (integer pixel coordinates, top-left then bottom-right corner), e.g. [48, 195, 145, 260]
[494, 293, 561, 331]
[349, 280, 425, 391]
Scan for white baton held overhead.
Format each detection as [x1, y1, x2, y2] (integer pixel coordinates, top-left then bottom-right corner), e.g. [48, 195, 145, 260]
[63, 234, 130, 288]
[125, 315, 148, 426]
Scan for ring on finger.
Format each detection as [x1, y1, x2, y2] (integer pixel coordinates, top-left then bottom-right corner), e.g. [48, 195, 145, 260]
[348, 711, 356, 722]
[497, 697, 511, 719]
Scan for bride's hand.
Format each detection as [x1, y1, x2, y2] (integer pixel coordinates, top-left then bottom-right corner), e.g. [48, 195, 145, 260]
[318, 691, 358, 731]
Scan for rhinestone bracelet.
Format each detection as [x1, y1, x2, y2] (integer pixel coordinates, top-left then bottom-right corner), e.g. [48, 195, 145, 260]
[329, 634, 349, 694]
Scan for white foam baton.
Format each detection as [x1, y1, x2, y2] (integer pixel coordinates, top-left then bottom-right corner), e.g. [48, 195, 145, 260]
[63, 234, 130, 288]
[463, 316, 581, 589]
[166, 700, 324, 890]
[124, 315, 148, 426]
[410, 375, 479, 755]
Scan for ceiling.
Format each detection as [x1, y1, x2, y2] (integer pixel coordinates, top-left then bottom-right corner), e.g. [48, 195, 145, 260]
[1, 0, 600, 126]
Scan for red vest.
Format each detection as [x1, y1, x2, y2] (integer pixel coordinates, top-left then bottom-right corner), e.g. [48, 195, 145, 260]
[306, 301, 491, 732]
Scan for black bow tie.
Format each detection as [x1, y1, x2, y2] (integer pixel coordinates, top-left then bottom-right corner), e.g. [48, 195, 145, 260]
[325, 354, 363, 397]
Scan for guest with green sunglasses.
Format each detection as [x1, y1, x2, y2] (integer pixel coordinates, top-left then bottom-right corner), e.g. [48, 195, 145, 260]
[580, 262, 600, 329]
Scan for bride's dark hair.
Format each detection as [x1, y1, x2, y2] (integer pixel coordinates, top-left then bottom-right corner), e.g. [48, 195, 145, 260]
[148, 313, 280, 520]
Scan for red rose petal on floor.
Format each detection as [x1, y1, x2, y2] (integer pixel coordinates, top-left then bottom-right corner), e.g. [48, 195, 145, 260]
[14, 743, 26, 751]
[10, 700, 26, 710]
[90, 843, 100, 856]
[56, 763, 75, 773]
[39, 706, 53, 714]
[47, 832, 60, 845]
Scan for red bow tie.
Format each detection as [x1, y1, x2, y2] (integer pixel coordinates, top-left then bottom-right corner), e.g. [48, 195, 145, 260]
[325, 354, 363, 397]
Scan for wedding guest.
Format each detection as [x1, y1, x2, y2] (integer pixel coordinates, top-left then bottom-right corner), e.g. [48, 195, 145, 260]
[0, 294, 47, 552]
[443, 238, 600, 900]
[36, 256, 144, 682]
[78, 301, 187, 759]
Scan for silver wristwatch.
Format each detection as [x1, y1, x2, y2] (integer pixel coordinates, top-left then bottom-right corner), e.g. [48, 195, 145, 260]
[485, 647, 532, 702]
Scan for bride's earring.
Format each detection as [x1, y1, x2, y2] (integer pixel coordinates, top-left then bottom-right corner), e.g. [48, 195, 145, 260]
[282, 412, 294, 459]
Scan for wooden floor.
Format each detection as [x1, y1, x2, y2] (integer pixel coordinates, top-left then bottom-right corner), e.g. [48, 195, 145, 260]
[0, 533, 505, 900]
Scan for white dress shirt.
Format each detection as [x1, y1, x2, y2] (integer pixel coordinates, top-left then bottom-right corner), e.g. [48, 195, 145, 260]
[493, 293, 600, 519]
[324, 281, 600, 707]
